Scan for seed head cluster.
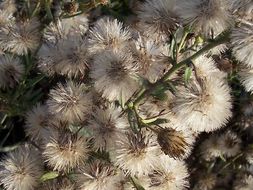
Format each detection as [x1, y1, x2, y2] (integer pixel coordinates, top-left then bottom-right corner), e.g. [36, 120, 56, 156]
[0, 0, 252, 190]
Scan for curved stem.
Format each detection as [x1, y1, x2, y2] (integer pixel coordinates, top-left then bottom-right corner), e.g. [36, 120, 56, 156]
[131, 31, 230, 106]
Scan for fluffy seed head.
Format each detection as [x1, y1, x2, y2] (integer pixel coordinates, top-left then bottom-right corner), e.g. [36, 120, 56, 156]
[90, 50, 140, 102]
[111, 131, 161, 176]
[88, 105, 129, 151]
[200, 134, 222, 161]
[234, 174, 253, 190]
[0, 55, 24, 88]
[177, 0, 232, 37]
[88, 17, 132, 54]
[193, 173, 217, 190]
[0, 0, 16, 14]
[43, 128, 89, 172]
[172, 77, 232, 132]
[25, 104, 49, 143]
[193, 55, 226, 79]
[232, 22, 253, 68]
[76, 160, 123, 190]
[43, 15, 89, 43]
[0, 144, 43, 190]
[200, 131, 242, 160]
[0, 9, 14, 27]
[144, 155, 189, 190]
[218, 130, 241, 157]
[38, 36, 90, 78]
[231, 0, 253, 21]
[133, 36, 169, 82]
[0, 18, 41, 55]
[47, 81, 92, 123]
[137, 0, 179, 41]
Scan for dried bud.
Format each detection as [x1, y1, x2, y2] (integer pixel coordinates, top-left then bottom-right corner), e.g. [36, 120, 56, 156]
[63, 2, 79, 14]
[157, 128, 189, 159]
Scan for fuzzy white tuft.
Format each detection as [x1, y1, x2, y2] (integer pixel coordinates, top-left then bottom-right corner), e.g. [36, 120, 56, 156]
[232, 22, 253, 68]
[177, 0, 232, 37]
[88, 17, 132, 54]
[90, 50, 140, 102]
[172, 77, 232, 132]
[0, 144, 43, 190]
[47, 81, 92, 123]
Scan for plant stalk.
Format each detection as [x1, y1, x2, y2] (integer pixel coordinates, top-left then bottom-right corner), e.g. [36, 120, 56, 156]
[131, 31, 230, 106]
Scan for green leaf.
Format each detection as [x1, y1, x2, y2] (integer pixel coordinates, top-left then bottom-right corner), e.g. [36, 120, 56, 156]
[149, 118, 169, 125]
[40, 171, 59, 182]
[184, 67, 192, 83]
[26, 74, 45, 88]
[130, 177, 145, 190]
[150, 84, 168, 101]
[142, 117, 158, 124]
[127, 109, 139, 133]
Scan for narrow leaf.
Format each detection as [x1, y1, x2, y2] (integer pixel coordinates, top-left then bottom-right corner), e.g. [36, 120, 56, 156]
[40, 171, 59, 182]
[184, 67, 192, 83]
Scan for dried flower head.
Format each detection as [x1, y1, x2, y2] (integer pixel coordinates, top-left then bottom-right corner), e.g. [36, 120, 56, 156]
[88, 17, 132, 54]
[76, 160, 123, 190]
[0, 9, 14, 27]
[137, 0, 179, 41]
[218, 130, 241, 157]
[200, 134, 222, 161]
[232, 22, 253, 68]
[90, 50, 140, 102]
[38, 36, 90, 78]
[0, 144, 43, 190]
[143, 155, 189, 190]
[193, 173, 217, 190]
[88, 105, 129, 151]
[25, 104, 49, 143]
[0, 0, 16, 14]
[172, 77, 232, 132]
[177, 0, 232, 37]
[193, 55, 226, 79]
[0, 55, 24, 88]
[47, 81, 92, 123]
[43, 128, 89, 172]
[44, 15, 89, 43]
[133, 36, 169, 82]
[0, 18, 41, 55]
[157, 127, 192, 159]
[111, 131, 161, 176]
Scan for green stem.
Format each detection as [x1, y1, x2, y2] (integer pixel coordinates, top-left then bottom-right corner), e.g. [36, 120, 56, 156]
[129, 177, 145, 190]
[31, 1, 41, 18]
[45, 0, 53, 21]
